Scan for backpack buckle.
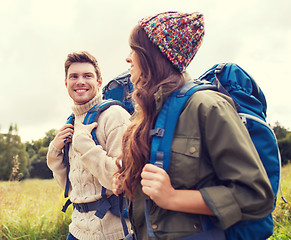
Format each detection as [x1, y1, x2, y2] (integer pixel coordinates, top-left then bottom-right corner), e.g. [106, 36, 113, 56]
[153, 152, 164, 169]
[150, 128, 165, 137]
[74, 203, 89, 213]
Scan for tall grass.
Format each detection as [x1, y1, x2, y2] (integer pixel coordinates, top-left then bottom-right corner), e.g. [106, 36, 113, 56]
[0, 165, 290, 239]
[268, 163, 291, 240]
[0, 179, 72, 240]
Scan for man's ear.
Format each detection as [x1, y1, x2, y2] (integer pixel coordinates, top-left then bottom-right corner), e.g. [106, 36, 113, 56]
[65, 78, 67, 87]
[97, 77, 103, 87]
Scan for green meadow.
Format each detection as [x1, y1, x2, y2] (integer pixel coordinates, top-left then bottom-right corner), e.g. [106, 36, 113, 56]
[0, 164, 290, 240]
[0, 179, 72, 240]
[269, 163, 291, 239]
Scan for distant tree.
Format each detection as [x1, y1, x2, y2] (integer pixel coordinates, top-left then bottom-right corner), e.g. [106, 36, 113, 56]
[278, 133, 291, 166]
[43, 129, 57, 147]
[26, 129, 57, 179]
[0, 124, 28, 180]
[271, 122, 291, 166]
[0, 134, 8, 179]
[29, 146, 53, 178]
[273, 122, 288, 140]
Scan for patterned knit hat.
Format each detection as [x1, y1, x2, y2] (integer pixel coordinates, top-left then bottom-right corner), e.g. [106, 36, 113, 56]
[139, 11, 205, 72]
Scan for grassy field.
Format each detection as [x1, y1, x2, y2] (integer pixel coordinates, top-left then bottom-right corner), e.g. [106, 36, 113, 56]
[268, 163, 291, 240]
[0, 179, 73, 240]
[0, 165, 290, 240]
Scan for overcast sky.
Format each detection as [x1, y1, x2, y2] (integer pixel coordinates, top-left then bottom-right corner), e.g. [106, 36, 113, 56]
[0, 0, 290, 142]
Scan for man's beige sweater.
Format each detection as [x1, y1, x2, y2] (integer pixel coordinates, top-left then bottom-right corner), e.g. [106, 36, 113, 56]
[47, 93, 131, 240]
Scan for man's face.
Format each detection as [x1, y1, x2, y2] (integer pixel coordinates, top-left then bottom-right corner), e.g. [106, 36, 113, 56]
[65, 62, 102, 105]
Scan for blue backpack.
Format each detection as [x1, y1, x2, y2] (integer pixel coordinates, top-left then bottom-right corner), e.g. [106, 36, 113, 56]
[102, 70, 135, 114]
[61, 100, 130, 237]
[148, 63, 283, 240]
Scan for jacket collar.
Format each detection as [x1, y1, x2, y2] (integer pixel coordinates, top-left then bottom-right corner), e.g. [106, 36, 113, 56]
[153, 86, 170, 114]
[154, 71, 192, 114]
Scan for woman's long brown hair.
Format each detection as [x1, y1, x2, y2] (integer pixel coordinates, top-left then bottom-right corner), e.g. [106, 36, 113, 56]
[116, 25, 185, 200]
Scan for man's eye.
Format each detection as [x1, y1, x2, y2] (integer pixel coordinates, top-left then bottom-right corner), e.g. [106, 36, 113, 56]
[70, 75, 78, 79]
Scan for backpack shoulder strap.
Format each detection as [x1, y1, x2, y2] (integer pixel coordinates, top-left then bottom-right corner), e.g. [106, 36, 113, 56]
[62, 113, 75, 199]
[150, 80, 216, 172]
[83, 99, 128, 145]
[62, 100, 127, 211]
[62, 113, 75, 164]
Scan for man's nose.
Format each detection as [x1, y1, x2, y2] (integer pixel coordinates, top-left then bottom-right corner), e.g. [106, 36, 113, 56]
[76, 76, 86, 84]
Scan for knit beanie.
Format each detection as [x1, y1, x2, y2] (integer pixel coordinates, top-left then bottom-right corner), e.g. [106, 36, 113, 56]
[139, 11, 205, 72]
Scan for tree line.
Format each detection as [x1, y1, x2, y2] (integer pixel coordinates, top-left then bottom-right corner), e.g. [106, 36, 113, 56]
[0, 122, 290, 181]
[0, 124, 56, 181]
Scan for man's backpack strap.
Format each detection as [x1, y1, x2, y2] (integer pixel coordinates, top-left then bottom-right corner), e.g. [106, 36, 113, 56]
[63, 114, 75, 199]
[83, 100, 128, 144]
[61, 198, 72, 213]
[63, 144, 70, 198]
[119, 193, 131, 238]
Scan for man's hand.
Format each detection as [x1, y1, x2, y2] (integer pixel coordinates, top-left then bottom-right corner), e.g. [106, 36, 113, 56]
[52, 124, 74, 150]
[74, 122, 98, 135]
[112, 174, 124, 196]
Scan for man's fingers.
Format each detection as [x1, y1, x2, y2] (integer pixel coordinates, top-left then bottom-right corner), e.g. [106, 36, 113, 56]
[60, 124, 74, 131]
[88, 122, 98, 131]
[74, 122, 98, 133]
[64, 134, 73, 143]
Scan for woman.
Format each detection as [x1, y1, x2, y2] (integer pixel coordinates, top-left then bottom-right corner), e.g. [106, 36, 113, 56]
[113, 11, 274, 240]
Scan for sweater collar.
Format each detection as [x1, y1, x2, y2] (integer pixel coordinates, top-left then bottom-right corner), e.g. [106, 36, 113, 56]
[71, 92, 102, 117]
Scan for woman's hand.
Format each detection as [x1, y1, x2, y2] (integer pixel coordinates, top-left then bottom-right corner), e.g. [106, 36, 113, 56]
[141, 164, 175, 209]
[141, 163, 214, 215]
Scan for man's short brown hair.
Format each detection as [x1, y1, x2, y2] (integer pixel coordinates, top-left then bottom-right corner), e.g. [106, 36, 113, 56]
[64, 51, 101, 79]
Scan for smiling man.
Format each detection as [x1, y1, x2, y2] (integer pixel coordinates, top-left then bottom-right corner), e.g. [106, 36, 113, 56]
[47, 51, 131, 240]
[66, 62, 100, 105]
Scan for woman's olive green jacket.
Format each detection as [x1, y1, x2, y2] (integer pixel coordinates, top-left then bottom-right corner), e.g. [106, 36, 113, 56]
[128, 87, 274, 240]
